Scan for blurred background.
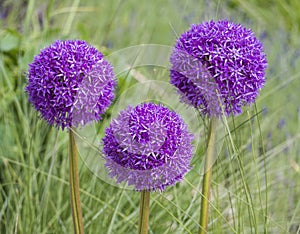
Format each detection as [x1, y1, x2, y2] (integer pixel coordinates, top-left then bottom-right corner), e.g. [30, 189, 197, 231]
[0, 0, 300, 233]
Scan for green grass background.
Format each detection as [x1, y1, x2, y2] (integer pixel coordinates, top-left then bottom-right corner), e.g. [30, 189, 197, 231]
[1, 0, 300, 233]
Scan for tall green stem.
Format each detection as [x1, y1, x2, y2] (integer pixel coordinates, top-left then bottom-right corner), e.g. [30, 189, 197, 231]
[199, 117, 217, 234]
[138, 190, 150, 234]
[69, 129, 84, 234]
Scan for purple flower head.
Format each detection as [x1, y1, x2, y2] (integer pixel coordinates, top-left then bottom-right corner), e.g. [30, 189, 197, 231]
[102, 102, 194, 191]
[170, 20, 268, 116]
[26, 40, 115, 130]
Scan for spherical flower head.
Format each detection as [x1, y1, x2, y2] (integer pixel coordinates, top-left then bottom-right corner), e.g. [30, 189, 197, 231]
[26, 40, 115, 130]
[170, 20, 268, 116]
[102, 102, 194, 191]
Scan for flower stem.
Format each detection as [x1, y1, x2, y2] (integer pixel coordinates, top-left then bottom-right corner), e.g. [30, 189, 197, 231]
[138, 190, 150, 234]
[199, 117, 217, 234]
[69, 129, 84, 234]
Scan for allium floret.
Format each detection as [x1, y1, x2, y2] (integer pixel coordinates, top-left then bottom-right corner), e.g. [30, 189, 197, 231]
[103, 102, 194, 191]
[170, 20, 268, 116]
[26, 40, 115, 129]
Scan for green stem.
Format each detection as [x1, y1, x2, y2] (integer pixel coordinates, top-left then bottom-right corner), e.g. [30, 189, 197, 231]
[69, 129, 84, 234]
[199, 117, 217, 234]
[138, 190, 150, 234]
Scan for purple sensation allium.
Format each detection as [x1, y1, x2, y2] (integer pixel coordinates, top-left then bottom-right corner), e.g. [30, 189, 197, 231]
[170, 20, 268, 116]
[26, 40, 115, 129]
[102, 102, 194, 191]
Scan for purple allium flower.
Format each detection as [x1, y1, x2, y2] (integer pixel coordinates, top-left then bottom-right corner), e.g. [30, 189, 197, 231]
[170, 20, 268, 116]
[26, 40, 115, 129]
[102, 102, 194, 191]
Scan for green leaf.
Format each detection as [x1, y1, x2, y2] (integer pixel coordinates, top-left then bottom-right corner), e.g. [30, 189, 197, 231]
[0, 31, 20, 52]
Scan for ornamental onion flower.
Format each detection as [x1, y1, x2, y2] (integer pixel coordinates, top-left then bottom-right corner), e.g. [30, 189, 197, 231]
[25, 40, 116, 233]
[26, 40, 115, 129]
[170, 20, 268, 116]
[103, 102, 194, 191]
